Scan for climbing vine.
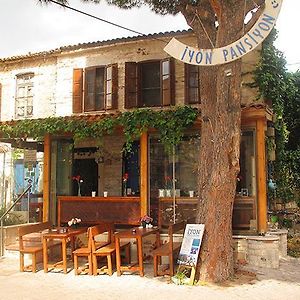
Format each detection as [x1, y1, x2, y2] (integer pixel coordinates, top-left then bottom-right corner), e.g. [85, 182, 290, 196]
[0, 106, 198, 153]
[254, 29, 300, 205]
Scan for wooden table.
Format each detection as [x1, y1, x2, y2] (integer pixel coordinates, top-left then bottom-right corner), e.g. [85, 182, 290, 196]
[42, 227, 86, 274]
[115, 227, 160, 276]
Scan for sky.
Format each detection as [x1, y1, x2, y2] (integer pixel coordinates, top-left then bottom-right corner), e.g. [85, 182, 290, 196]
[0, 0, 299, 71]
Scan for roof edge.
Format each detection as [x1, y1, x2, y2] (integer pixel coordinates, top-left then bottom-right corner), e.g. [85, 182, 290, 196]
[0, 29, 193, 63]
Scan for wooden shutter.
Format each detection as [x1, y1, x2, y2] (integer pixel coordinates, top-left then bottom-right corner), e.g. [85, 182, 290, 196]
[161, 58, 175, 106]
[105, 64, 118, 110]
[184, 64, 200, 104]
[84, 67, 96, 111]
[125, 62, 138, 109]
[72, 69, 83, 113]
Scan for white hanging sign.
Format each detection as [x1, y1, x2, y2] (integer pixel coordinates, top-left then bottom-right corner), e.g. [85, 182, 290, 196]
[164, 0, 283, 66]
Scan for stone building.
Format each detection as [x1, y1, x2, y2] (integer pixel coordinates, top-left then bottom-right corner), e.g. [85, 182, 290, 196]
[0, 29, 271, 234]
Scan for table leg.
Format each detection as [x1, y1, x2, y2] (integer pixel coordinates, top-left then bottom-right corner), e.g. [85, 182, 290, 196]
[155, 231, 161, 265]
[62, 238, 67, 274]
[115, 236, 121, 276]
[70, 236, 76, 259]
[137, 236, 144, 276]
[43, 237, 48, 273]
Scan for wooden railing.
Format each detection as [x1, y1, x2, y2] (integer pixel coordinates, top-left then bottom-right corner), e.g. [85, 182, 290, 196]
[158, 196, 257, 231]
[57, 196, 141, 226]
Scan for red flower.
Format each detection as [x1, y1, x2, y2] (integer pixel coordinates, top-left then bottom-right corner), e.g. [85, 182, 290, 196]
[72, 175, 81, 182]
[123, 173, 129, 182]
[140, 215, 153, 224]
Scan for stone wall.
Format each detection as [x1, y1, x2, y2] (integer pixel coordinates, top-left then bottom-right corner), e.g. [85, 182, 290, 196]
[233, 230, 288, 269]
[0, 33, 262, 122]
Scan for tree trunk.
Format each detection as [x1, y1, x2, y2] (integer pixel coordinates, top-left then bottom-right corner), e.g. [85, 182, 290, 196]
[196, 60, 241, 282]
[185, 3, 245, 282]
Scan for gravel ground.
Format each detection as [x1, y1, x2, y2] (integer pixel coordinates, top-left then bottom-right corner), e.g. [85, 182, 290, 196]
[0, 255, 300, 300]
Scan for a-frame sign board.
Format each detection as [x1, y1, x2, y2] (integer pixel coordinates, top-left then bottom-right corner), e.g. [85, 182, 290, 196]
[176, 224, 205, 285]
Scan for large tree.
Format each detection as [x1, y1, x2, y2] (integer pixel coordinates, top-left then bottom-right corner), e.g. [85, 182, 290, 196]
[41, 0, 266, 282]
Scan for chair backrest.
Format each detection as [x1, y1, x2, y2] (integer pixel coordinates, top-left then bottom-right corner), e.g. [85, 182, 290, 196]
[88, 223, 115, 252]
[168, 221, 186, 251]
[18, 222, 51, 250]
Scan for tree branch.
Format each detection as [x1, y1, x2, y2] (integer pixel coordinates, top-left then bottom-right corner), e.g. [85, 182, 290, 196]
[178, 0, 217, 47]
[245, 0, 265, 15]
[244, 2, 265, 32]
[209, 0, 221, 20]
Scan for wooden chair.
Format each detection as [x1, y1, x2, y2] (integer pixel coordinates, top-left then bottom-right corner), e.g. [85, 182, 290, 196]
[18, 222, 61, 273]
[89, 223, 131, 276]
[72, 231, 93, 275]
[152, 221, 186, 277]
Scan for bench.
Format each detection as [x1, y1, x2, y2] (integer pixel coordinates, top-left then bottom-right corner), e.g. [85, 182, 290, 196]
[89, 223, 131, 276]
[18, 222, 61, 273]
[152, 221, 186, 277]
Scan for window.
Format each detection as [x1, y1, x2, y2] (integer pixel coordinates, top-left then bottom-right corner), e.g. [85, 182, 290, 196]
[72, 64, 118, 113]
[185, 64, 200, 104]
[237, 130, 256, 197]
[15, 73, 34, 119]
[149, 133, 200, 225]
[140, 61, 160, 107]
[125, 58, 174, 108]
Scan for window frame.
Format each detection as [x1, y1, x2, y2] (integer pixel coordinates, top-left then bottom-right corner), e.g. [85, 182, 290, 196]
[15, 72, 34, 119]
[138, 60, 161, 108]
[125, 58, 174, 109]
[73, 64, 118, 114]
[185, 64, 200, 104]
[84, 66, 105, 112]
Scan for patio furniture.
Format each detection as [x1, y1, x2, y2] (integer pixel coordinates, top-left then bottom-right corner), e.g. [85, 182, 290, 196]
[18, 222, 61, 273]
[115, 226, 160, 276]
[152, 221, 186, 277]
[42, 227, 86, 274]
[89, 223, 131, 276]
[73, 224, 109, 275]
[73, 243, 92, 275]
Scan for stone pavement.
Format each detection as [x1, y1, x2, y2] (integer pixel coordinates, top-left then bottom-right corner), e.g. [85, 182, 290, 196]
[0, 255, 300, 300]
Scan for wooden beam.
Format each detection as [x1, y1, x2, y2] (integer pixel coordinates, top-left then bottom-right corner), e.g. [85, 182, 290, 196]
[140, 132, 148, 217]
[42, 134, 51, 222]
[241, 106, 271, 121]
[256, 119, 267, 233]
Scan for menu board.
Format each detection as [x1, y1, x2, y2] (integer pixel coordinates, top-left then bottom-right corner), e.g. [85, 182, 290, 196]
[177, 224, 205, 267]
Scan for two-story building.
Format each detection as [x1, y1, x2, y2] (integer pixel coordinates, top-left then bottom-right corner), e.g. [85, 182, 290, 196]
[0, 29, 271, 233]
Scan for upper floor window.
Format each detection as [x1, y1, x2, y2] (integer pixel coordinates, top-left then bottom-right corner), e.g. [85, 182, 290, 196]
[15, 73, 34, 119]
[72, 64, 118, 114]
[185, 64, 200, 104]
[125, 58, 174, 108]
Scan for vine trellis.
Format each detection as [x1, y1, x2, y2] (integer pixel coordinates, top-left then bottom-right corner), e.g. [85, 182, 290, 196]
[0, 106, 199, 153]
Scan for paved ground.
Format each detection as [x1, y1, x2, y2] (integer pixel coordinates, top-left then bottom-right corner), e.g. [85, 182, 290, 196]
[0, 255, 300, 300]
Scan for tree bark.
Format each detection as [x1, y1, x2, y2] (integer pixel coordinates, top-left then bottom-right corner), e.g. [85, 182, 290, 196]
[181, 2, 245, 282]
